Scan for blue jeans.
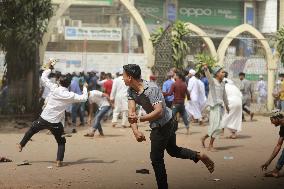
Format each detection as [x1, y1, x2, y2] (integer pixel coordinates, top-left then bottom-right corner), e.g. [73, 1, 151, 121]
[276, 148, 284, 170]
[172, 103, 189, 128]
[92, 106, 111, 133]
[71, 103, 85, 125]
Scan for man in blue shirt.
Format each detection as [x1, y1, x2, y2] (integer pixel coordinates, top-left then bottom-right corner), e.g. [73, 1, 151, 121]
[162, 71, 174, 108]
[200, 72, 209, 97]
[70, 74, 84, 131]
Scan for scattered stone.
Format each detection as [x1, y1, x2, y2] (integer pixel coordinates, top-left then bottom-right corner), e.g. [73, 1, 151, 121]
[17, 160, 31, 166]
[136, 169, 150, 174]
[213, 179, 221, 182]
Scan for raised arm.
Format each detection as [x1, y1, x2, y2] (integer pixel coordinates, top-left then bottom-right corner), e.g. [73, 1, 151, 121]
[203, 67, 214, 86]
[41, 69, 58, 92]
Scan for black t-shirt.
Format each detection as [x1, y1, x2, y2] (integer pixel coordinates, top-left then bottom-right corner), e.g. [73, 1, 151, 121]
[279, 126, 284, 138]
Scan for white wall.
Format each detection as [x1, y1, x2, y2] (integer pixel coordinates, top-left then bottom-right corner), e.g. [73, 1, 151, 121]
[257, 0, 277, 33]
[44, 52, 151, 79]
[0, 52, 151, 80]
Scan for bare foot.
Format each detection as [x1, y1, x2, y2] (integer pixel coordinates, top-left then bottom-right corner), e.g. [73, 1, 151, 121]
[208, 146, 218, 152]
[226, 134, 237, 139]
[17, 144, 23, 152]
[264, 170, 279, 178]
[186, 128, 190, 135]
[198, 153, 215, 173]
[201, 136, 207, 148]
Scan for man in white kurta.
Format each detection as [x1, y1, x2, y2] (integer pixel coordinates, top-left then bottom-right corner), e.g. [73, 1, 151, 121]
[256, 75, 267, 104]
[110, 70, 129, 127]
[186, 69, 204, 124]
[221, 78, 243, 139]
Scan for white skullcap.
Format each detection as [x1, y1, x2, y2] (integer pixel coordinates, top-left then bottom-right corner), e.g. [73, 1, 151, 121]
[189, 69, 196, 75]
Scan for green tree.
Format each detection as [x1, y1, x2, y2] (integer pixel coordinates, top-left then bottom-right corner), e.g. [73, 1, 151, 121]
[0, 0, 53, 114]
[194, 53, 217, 73]
[150, 21, 190, 69]
[276, 26, 284, 65]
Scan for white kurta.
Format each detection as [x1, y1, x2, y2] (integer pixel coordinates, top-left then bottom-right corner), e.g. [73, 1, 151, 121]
[256, 80, 267, 103]
[110, 76, 128, 111]
[221, 79, 243, 132]
[110, 76, 129, 125]
[186, 76, 205, 120]
[198, 79, 207, 111]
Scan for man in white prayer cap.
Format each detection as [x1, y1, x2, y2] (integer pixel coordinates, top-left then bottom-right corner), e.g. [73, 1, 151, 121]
[185, 69, 206, 125]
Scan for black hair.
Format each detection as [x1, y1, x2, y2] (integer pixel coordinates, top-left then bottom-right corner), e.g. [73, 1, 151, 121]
[239, 72, 245, 76]
[106, 73, 112, 78]
[224, 71, 228, 78]
[59, 75, 72, 88]
[123, 64, 141, 80]
[279, 73, 284, 77]
[183, 69, 189, 76]
[270, 113, 284, 120]
[176, 71, 185, 81]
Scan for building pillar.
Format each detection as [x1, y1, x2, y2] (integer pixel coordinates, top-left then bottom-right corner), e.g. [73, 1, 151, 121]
[280, 0, 284, 27]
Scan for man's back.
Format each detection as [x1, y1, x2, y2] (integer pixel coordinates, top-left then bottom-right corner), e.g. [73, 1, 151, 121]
[111, 76, 128, 98]
[103, 79, 113, 96]
[70, 77, 82, 95]
[172, 79, 188, 104]
[187, 76, 199, 101]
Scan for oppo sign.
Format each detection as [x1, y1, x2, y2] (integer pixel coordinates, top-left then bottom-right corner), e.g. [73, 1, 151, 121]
[179, 8, 213, 17]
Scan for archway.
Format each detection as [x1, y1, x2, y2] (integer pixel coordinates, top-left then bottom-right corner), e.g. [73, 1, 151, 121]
[217, 24, 275, 111]
[184, 22, 217, 58]
[40, 0, 154, 72]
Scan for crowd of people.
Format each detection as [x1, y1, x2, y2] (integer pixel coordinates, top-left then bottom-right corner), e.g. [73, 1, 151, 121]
[0, 59, 282, 189]
[29, 61, 275, 152]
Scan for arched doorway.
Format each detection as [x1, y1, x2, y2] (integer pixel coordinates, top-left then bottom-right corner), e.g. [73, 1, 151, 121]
[40, 0, 154, 77]
[217, 24, 275, 111]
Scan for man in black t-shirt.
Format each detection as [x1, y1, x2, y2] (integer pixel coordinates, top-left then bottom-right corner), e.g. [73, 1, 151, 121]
[261, 110, 284, 177]
[123, 64, 215, 189]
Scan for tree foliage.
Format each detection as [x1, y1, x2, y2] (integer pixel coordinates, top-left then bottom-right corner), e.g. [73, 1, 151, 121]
[0, 0, 53, 81]
[276, 26, 284, 65]
[150, 21, 190, 69]
[194, 53, 217, 73]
